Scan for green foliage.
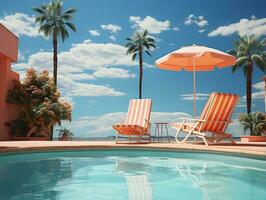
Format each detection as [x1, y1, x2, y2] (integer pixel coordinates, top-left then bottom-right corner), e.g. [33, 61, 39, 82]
[6, 68, 72, 138]
[32, 0, 77, 41]
[228, 35, 266, 76]
[125, 29, 156, 60]
[57, 127, 74, 138]
[238, 112, 266, 136]
[5, 118, 28, 137]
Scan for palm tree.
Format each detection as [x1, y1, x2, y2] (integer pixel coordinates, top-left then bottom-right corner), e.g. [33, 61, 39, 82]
[125, 30, 155, 99]
[33, 0, 76, 86]
[228, 35, 266, 114]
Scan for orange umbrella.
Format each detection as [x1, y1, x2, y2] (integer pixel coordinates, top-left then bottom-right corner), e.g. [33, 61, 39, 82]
[155, 44, 236, 116]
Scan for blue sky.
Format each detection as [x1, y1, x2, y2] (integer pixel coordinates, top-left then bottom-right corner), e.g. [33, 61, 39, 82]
[0, 0, 265, 137]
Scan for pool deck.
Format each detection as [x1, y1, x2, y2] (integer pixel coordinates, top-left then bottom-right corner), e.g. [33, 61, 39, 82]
[0, 141, 266, 159]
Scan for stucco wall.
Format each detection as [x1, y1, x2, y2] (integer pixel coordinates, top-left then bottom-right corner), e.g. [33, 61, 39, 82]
[0, 23, 19, 140]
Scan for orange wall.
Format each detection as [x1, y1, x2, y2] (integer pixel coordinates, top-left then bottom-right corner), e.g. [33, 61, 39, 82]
[0, 23, 19, 140]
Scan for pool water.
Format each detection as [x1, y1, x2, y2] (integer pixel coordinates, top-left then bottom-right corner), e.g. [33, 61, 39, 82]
[0, 150, 265, 200]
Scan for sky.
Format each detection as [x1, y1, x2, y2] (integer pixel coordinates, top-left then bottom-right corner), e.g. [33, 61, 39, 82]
[0, 0, 265, 138]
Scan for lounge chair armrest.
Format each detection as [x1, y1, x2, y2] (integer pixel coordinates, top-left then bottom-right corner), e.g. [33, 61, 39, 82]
[181, 118, 206, 122]
[204, 120, 232, 124]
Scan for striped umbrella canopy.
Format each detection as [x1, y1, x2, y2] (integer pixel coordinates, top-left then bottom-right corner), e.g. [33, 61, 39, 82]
[155, 44, 236, 116]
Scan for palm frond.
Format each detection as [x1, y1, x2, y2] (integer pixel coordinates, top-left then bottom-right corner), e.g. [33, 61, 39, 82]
[64, 8, 77, 15]
[65, 22, 76, 32]
[227, 49, 237, 56]
[60, 26, 69, 42]
[32, 7, 45, 14]
[232, 56, 249, 73]
[39, 24, 53, 36]
[252, 54, 266, 72]
[145, 50, 151, 57]
[33, 0, 76, 41]
[132, 53, 137, 61]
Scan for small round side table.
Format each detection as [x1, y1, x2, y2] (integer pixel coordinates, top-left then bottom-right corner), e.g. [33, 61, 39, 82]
[153, 122, 170, 143]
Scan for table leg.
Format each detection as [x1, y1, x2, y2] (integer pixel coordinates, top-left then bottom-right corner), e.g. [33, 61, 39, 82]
[157, 124, 160, 143]
[160, 124, 163, 143]
[165, 123, 170, 143]
[153, 124, 158, 143]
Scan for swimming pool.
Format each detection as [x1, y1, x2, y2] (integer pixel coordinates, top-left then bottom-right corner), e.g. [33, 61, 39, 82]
[0, 150, 265, 200]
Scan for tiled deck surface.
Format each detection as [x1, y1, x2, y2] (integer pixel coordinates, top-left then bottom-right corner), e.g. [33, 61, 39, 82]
[0, 141, 266, 158]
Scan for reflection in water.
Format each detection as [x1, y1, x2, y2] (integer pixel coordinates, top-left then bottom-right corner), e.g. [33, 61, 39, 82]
[175, 160, 251, 200]
[0, 159, 73, 200]
[126, 175, 153, 200]
[176, 161, 219, 200]
[116, 160, 153, 200]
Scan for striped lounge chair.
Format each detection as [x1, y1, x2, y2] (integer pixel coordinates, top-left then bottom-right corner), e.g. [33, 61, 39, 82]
[113, 99, 152, 144]
[173, 93, 239, 146]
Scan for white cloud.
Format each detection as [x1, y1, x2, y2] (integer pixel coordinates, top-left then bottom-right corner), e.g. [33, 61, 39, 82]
[180, 93, 209, 101]
[93, 68, 136, 79]
[12, 39, 142, 99]
[237, 101, 247, 108]
[0, 12, 41, 37]
[184, 14, 208, 32]
[238, 81, 264, 110]
[13, 40, 135, 72]
[143, 63, 154, 68]
[71, 73, 96, 80]
[101, 24, 122, 33]
[109, 35, 116, 41]
[18, 50, 25, 61]
[253, 81, 264, 91]
[208, 16, 266, 37]
[227, 119, 244, 137]
[89, 30, 100, 36]
[252, 92, 264, 100]
[150, 112, 191, 123]
[252, 81, 264, 100]
[69, 111, 191, 137]
[129, 16, 170, 34]
[65, 81, 125, 97]
[173, 27, 179, 31]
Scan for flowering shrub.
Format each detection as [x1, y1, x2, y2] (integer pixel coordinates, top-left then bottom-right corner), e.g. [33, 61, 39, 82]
[6, 68, 72, 138]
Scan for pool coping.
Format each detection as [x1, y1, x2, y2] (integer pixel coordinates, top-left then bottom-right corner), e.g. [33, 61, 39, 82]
[0, 141, 266, 159]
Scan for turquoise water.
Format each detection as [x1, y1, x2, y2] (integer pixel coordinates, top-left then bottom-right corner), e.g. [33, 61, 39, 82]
[0, 150, 265, 200]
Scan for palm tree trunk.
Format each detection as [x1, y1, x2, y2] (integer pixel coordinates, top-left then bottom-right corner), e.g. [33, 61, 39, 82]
[53, 32, 58, 86]
[50, 32, 58, 140]
[138, 49, 143, 99]
[246, 62, 253, 115]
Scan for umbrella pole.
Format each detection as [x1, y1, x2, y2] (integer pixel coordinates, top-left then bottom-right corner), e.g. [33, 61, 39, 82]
[193, 60, 196, 118]
[193, 59, 197, 142]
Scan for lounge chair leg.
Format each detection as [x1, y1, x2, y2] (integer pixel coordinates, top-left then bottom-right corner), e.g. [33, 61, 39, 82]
[115, 132, 119, 144]
[231, 139, 236, 145]
[175, 120, 186, 143]
[202, 137, 209, 146]
[180, 123, 199, 144]
[175, 129, 182, 143]
[181, 133, 192, 144]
